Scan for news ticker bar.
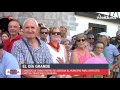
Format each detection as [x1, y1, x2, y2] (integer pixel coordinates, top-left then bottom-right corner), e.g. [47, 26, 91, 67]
[6, 69, 109, 75]
[21, 64, 110, 69]
[21, 69, 109, 75]
[5, 64, 110, 75]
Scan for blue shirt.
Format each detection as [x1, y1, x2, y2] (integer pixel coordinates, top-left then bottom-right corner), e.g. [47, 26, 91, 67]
[0, 50, 20, 78]
[103, 44, 120, 65]
[11, 37, 53, 64]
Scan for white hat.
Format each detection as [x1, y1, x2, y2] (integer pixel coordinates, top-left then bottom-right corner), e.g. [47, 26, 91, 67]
[98, 32, 109, 38]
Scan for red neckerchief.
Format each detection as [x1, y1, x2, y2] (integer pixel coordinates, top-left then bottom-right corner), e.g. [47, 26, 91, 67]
[48, 41, 60, 52]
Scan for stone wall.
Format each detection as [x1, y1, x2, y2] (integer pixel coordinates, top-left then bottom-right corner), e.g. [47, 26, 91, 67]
[0, 12, 78, 36]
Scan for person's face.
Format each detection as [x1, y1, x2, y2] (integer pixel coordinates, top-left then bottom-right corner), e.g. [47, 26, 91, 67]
[8, 21, 20, 36]
[99, 35, 107, 42]
[72, 36, 76, 43]
[23, 20, 39, 39]
[76, 37, 86, 48]
[63, 41, 71, 51]
[95, 43, 104, 54]
[19, 29, 24, 36]
[2, 34, 9, 41]
[60, 28, 67, 36]
[50, 28, 61, 42]
[40, 29, 48, 39]
[88, 36, 94, 43]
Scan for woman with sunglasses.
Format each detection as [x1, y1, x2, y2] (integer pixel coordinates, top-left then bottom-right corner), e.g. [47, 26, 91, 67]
[47, 27, 68, 64]
[47, 27, 71, 78]
[70, 33, 92, 78]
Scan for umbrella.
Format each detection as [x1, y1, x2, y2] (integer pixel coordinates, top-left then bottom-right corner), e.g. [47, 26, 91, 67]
[84, 56, 108, 64]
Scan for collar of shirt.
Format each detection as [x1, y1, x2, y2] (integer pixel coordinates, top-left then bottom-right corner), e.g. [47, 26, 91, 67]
[23, 37, 41, 47]
[10, 35, 22, 41]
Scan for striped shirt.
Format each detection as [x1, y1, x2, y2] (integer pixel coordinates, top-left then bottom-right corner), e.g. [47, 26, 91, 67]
[11, 37, 53, 64]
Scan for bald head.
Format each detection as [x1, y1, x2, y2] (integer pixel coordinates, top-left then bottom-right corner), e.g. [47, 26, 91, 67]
[23, 18, 38, 28]
[8, 20, 20, 28]
[8, 20, 21, 36]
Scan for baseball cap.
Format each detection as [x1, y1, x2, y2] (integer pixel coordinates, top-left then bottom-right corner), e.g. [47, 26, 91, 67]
[98, 32, 109, 38]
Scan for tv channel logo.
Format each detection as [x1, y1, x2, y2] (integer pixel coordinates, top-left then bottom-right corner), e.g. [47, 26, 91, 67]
[6, 69, 21, 75]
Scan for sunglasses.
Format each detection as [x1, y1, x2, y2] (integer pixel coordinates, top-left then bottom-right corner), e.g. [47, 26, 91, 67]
[89, 38, 94, 40]
[77, 39, 85, 42]
[51, 32, 61, 35]
[40, 32, 48, 34]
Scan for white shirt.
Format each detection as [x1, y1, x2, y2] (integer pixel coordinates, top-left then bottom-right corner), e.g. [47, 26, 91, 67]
[47, 44, 66, 64]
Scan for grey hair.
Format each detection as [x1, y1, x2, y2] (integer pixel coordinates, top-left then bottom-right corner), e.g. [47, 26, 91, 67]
[23, 18, 38, 28]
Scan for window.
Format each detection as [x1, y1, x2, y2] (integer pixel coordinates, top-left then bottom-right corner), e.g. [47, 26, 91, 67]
[89, 23, 106, 41]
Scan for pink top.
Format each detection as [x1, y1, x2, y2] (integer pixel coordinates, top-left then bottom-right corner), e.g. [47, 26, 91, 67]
[73, 49, 92, 78]
[74, 49, 92, 64]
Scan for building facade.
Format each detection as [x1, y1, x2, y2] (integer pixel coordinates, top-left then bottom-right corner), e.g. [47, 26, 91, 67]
[0, 12, 78, 36]
[74, 12, 120, 37]
[0, 12, 120, 37]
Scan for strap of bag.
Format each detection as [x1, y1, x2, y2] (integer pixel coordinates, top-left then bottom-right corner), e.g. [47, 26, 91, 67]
[22, 39, 37, 64]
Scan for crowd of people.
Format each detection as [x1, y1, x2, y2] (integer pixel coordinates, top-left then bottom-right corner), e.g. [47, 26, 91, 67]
[0, 18, 120, 78]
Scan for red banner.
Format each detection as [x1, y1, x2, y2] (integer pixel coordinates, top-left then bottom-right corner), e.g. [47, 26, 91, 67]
[21, 69, 109, 75]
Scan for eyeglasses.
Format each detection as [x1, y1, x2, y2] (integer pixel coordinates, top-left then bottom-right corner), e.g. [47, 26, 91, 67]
[51, 32, 61, 35]
[89, 38, 94, 40]
[77, 39, 85, 42]
[40, 32, 48, 34]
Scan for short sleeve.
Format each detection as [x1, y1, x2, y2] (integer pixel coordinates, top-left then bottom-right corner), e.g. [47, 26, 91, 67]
[113, 45, 120, 57]
[5, 54, 20, 78]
